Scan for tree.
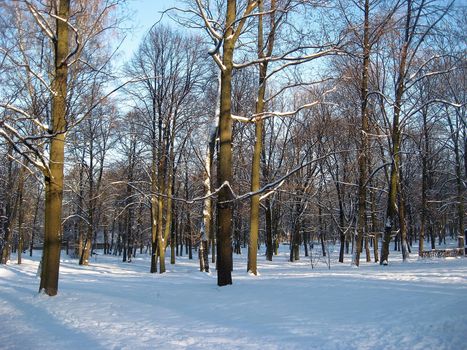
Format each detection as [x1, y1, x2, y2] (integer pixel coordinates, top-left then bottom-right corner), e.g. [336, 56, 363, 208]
[247, 0, 277, 275]
[38, 0, 70, 296]
[0, 0, 125, 295]
[188, 0, 258, 285]
[380, 0, 454, 264]
[126, 24, 206, 273]
[354, 0, 371, 267]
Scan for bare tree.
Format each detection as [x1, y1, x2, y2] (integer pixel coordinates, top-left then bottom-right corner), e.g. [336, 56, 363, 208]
[0, 0, 126, 295]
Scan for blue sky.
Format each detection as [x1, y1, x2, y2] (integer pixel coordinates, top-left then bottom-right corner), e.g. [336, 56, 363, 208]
[120, 0, 177, 60]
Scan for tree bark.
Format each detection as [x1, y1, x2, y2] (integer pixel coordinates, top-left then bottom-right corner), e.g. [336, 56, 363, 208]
[419, 108, 429, 255]
[216, 0, 237, 286]
[150, 155, 158, 273]
[17, 168, 25, 264]
[150, 99, 159, 272]
[163, 121, 175, 263]
[370, 188, 379, 263]
[30, 186, 42, 257]
[1, 147, 15, 264]
[355, 0, 370, 267]
[446, 109, 465, 251]
[380, 0, 411, 265]
[200, 106, 218, 272]
[79, 135, 95, 265]
[39, 0, 69, 296]
[398, 169, 409, 261]
[248, 0, 267, 275]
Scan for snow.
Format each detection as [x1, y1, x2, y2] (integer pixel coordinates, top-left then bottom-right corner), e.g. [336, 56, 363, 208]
[1, 244, 466, 350]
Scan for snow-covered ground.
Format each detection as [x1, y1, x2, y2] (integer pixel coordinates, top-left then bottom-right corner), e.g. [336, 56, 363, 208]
[1, 243, 466, 350]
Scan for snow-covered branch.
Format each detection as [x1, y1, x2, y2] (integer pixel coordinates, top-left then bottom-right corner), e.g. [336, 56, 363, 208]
[24, 0, 55, 40]
[0, 127, 49, 175]
[0, 47, 56, 96]
[234, 45, 342, 70]
[0, 104, 49, 131]
[232, 87, 336, 123]
[195, 0, 223, 41]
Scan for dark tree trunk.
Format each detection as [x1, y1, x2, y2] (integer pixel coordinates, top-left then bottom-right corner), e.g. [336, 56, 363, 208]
[355, 0, 370, 267]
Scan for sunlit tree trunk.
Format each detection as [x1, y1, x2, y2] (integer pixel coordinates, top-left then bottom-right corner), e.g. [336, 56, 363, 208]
[156, 123, 168, 273]
[248, 0, 273, 275]
[163, 115, 176, 262]
[216, 0, 237, 286]
[39, 0, 69, 296]
[200, 104, 218, 272]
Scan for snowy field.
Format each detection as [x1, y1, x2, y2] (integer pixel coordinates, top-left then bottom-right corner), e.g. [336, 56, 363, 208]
[1, 243, 466, 350]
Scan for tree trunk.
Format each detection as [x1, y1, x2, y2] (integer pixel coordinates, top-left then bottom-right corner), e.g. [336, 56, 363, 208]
[430, 225, 436, 250]
[170, 199, 176, 264]
[150, 178, 158, 272]
[248, 0, 275, 275]
[126, 200, 134, 263]
[150, 112, 158, 272]
[74, 148, 84, 259]
[381, 0, 411, 265]
[156, 119, 168, 273]
[355, 0, 370, 267]
[1, 147, 15, 264]
[398, 170, 409, 261]
[289, 212, 301, 262]
[17, 168, 25, 264]
[319, 205, 326, 257]
[30, 186, 42, 257]
[163, 114, 176, 266]
[337, 191, 346, 263]
[247, 110, 263, 274]
[103, 216, 109, 255]
[39, 0, 69, 296]
[216, 0, 237, 286]
[80, 120, 99, 265]
[419, 108, 429, 255]
[199, 223, 209, 272]
[371, 189, 379, 263]
[110, 218, 115, 255]
[200, 108, 217, 272]
[446, 110, 465, 252]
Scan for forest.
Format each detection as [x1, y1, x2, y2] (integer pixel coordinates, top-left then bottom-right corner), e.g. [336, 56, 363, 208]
[0, 0, 465, 298]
